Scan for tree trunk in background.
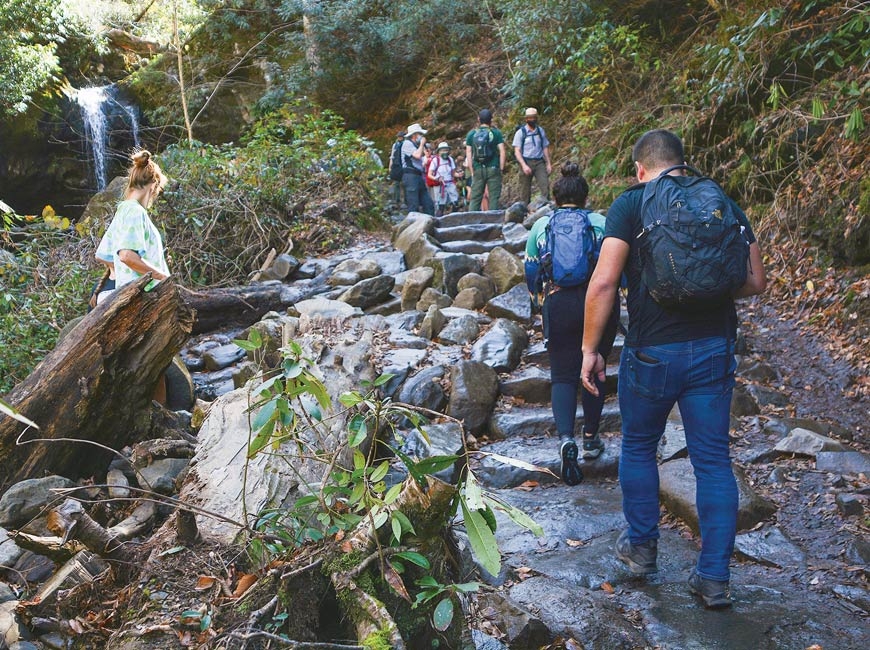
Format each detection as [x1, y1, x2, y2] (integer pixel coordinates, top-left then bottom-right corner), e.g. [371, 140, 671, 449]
[302, 1, 322, 76]
[0, 276, 194, 492]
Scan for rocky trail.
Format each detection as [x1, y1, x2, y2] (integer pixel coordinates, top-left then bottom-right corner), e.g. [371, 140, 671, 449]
[1, 203, 868, 649]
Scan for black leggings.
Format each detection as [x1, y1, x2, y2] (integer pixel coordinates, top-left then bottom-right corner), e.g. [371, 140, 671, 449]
[543, 286, 619, 437]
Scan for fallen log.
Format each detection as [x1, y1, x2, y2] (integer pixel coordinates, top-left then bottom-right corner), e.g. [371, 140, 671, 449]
[0, 276, 194, 491]
[178, 282, 305, 334]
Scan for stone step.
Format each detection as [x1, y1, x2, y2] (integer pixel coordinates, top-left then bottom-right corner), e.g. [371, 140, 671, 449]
[475, 431, 620, 489]
[523, 334, 625, 368]
[499, 363, 620, 403]
[432, 222, 503, 243]
[436, 210, 504, 227]
[440, 239, 527, 255]
[488, 400, 621, 440]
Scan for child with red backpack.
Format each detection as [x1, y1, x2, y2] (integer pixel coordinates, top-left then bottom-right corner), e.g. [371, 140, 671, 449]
[427, 142, 460, 216]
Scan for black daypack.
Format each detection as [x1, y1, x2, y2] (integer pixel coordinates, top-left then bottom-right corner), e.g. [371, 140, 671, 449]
[540, 208, 599, 288]
[389, 141, 404, 181]
[472, 128, 495, 163]
[637, 165, 749, 307]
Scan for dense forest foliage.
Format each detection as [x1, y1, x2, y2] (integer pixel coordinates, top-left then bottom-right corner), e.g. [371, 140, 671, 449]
[1, 0, 868, 392]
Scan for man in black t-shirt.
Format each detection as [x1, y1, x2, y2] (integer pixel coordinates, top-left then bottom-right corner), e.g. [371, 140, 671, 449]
[581, 129, 767, 608]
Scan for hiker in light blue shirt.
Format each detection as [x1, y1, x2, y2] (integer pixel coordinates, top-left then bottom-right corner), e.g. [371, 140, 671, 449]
[512, 107, 552, 204]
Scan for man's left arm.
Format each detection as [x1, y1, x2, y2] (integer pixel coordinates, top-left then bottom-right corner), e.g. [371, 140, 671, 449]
[582, 237, 629, 395]
[497, 142, 506, 171]
[733, 242, 767, 297]
[543, 145, 552, 174]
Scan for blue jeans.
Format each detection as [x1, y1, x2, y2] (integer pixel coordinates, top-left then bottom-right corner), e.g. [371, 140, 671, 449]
[618, 336, 737, 582]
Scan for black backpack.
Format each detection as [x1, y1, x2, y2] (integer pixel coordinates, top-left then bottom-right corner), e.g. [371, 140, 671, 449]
[388, 141, 404, 181]
[638, 165, 750, 307]
[472, 128, 495, 163]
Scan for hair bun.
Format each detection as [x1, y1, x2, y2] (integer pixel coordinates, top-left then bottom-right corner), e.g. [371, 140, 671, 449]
[132, 150, 152, 168]
[560, 162, 580, 177]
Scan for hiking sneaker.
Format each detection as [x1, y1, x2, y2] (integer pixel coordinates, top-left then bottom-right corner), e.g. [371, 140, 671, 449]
[582, 432, 606, 459]
[688, 569, 732, 609]
[559, 437, 583, 486]
[615, 530, 658, 574]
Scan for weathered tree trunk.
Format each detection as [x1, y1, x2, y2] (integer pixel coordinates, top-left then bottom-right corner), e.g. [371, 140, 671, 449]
[179, 283, 303, 334]
[0, 276, 194, 491]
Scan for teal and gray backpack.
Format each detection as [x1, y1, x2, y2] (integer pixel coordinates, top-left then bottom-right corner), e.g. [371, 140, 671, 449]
[638, 165, 750, 307]
[540, 208, 598, 288]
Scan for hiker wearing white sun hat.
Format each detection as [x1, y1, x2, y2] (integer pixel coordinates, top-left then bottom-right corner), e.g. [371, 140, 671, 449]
[401, 123, 434, 214]
[426, 141, 460, 216]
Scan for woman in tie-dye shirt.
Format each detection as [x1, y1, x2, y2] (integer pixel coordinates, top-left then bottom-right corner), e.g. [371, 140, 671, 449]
[95, 150, 169, 303]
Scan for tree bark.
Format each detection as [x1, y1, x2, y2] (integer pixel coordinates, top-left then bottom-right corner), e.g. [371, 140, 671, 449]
[179, 282, 304, 334]
[0, 276, 194, 491]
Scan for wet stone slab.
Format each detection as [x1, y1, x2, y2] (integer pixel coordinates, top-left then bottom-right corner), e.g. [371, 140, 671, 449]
[476, 434, 620, 489]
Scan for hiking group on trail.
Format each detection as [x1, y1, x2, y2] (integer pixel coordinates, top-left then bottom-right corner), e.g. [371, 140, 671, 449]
[391, 113, 768, 608]
[392, 106, 555, 216]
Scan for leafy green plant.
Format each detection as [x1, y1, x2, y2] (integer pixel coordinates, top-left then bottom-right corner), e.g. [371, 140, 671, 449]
[235, 330, 545, 638]
[0, 207, 97, 393]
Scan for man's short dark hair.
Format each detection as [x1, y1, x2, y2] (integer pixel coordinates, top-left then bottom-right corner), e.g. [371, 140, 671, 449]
[478, 108, 493, 125]
[632, 129, 684, 169]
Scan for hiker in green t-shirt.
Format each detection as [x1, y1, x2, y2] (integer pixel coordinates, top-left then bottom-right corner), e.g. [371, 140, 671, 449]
[464, 109, 506, 211]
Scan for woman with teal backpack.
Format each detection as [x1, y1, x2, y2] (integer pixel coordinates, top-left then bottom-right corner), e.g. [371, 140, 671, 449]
[524, 162, 620, 485]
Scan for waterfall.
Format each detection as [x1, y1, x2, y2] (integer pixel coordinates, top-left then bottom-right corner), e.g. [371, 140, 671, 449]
[76, 86, 109, 190]
[120, 102, 141, 149]
[72, 85, 143, 191]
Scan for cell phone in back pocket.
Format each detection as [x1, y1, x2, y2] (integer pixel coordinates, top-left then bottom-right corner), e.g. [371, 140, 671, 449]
[636, 351, 659, 364]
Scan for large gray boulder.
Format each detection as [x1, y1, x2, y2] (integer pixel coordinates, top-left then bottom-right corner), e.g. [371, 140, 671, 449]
[659, 459, 776, 534]
[400, 266, 435, 311]
[774, 428, 847, 457]
[332, 258, 382, 280]
[398, 366, 448, 413]
[0, 476, 76, 528]
[448, 361, 499, 434]
[426, 253, 481, 297]
[471, 318, 528, 372]
[338, 274, 396, 309]
[483, 246, 525, 294]
[456, 272, 496, 301]
[438, 314, 480, 345]
[485, 284, 532, 324]
[393, 214, 439, 268]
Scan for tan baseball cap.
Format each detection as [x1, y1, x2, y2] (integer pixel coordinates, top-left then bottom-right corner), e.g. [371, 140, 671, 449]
[525, 107, 538, 117]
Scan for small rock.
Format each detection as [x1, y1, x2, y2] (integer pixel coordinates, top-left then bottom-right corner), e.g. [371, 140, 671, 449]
[498, 366, 551, 404]
[504, 201, 527, 224]
[835, 493, 864, 517]
[457, 272, 496, 301]
[452, 286, 486, 310]
[137, 458, 190, 495]
[326, 270, 360, 286]
[774, 428, 846, 457]
[437, 314, 480, 345]
[471, 318, 528, 372]
[738, 358, 779, 382]
[730, 385, 760, 416]
[485, 284, 532, 324]
[416, 287, 452, 312]
[816, 450, 870, 474]
[294, 297, 359, 320]
[832, 585, 870, 613]
[202, 343, 247, 371]
[746, 384, 790, 408]
[333, 258, 381, 279]
[483, 246, 525, 294]
[106, 468, 131, 499]
[734, 526, 805, 568]
[400, 266, 435, 311]
[419, 304, 446, 340]
[398, 366, 448, 414]
[0, 526, 23, 569]
[338, 274, 395, 309]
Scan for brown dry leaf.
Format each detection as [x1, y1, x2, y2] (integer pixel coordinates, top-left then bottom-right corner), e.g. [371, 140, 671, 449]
[232, 573, 257, 598]
[566, 538, 585, 547]
[515, 566, 534, 580]
[565, 638, 585, 650]
[334, 529, 346, 541]
[68, 618, 85, 634]
[804, 645, 823, 650]
[383, 562, 411, 602]
[195, 575, 217, 591]
[515, 480, 539, 491]
[341, 539, 354, 553]
[600, 582, 615, 594]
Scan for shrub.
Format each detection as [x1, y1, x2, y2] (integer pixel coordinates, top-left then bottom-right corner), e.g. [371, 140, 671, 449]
[154, 101, 387, 286]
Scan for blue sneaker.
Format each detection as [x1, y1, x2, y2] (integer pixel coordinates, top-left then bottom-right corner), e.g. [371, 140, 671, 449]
[560, 437, 583, 486]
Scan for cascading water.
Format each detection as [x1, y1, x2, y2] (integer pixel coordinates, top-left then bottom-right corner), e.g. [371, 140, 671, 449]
[75, 86, 109, 190]
[72, 85, 143, 191]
